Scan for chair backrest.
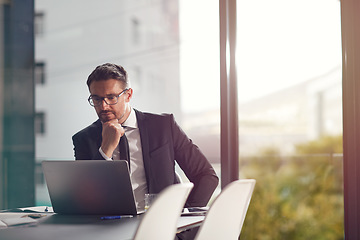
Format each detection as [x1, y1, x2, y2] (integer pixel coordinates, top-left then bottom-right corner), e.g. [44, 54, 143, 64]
[133, 182, 194, 240]
[194, 179, 256, 240]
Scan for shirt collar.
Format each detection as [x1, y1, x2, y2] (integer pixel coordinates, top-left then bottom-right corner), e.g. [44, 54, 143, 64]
[122, 107, 138, 129]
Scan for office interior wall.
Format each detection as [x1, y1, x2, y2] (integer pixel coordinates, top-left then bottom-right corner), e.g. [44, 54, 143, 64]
[1, 0, 35, 209]
[0, 1, 4, 209]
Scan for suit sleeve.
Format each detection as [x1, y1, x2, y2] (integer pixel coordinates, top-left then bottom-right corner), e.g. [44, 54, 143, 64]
[72, 122, 105, 160]
[170, 114, 219, 207]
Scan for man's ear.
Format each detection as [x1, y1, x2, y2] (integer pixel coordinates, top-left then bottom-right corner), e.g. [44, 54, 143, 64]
[125, 88, 133, 102]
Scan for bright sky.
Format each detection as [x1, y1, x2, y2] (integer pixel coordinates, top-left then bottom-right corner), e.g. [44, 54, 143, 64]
[179, 0, 342, 113]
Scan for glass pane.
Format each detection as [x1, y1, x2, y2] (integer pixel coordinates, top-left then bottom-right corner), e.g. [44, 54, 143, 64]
[237, 0, 343, 239]
[35, 0, 220, 205]
[178, 0, 220, 192]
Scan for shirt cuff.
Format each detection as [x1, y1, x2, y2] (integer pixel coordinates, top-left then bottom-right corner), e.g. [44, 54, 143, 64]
[99, 147, 112, 160]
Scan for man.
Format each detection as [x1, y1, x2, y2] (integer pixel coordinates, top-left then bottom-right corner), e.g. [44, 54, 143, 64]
[72, 63, 219, 212]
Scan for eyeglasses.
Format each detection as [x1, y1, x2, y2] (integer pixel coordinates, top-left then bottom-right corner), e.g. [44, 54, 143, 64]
[88, 89, 128, 107]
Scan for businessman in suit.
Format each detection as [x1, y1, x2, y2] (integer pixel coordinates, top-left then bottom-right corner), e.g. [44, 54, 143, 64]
[72, 63, 219, 214]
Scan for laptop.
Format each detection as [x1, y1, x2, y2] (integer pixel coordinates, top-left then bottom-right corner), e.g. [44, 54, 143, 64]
[42, 160, 139, 215]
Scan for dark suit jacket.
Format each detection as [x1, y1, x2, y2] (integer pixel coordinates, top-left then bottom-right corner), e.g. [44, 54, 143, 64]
[72, 109, 219, 207]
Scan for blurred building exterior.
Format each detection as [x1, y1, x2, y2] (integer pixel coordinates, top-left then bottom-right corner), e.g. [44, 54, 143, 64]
[184, 66, 342, 158]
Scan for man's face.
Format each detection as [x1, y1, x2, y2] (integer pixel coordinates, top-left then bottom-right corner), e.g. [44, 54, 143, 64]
[89, 79, 130, 123]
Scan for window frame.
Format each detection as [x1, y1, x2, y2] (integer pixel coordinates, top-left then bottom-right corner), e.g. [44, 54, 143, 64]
[341, 0, 360, 238]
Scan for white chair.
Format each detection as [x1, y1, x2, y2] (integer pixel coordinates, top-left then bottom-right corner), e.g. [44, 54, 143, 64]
[133, 182, 194, 240]
[194, 179, 256, 240]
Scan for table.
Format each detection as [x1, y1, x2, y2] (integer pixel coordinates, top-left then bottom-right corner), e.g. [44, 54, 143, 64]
[0, 210, 204, 240]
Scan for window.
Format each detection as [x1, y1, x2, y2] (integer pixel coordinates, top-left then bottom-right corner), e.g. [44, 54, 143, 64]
[237, 0, 343, 239]
[129, 66, 142, 93]
[35, 62, 46, 85]
[35, 112, 45, 135]
[131, 17, 140, 45]
[34, 12, 45, 37]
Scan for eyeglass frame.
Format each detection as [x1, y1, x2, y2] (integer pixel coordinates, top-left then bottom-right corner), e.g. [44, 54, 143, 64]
[88, 88, 129, 107]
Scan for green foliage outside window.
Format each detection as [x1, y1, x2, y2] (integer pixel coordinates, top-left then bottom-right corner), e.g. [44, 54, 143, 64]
[239, 135, 344, 240]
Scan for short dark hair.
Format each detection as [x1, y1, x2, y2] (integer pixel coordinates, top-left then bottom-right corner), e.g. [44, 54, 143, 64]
[87, 63, 129, 88]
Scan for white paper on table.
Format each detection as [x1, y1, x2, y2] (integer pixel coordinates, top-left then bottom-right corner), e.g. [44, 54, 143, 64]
[0, 211, 52, 228]
[1, 216, 37, 227]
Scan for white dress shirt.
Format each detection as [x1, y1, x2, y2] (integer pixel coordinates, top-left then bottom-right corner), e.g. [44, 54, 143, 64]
[99, 108, 148, 211]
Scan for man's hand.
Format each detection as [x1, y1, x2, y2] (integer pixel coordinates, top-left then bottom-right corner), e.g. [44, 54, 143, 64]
[100, 119, 125, 158]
